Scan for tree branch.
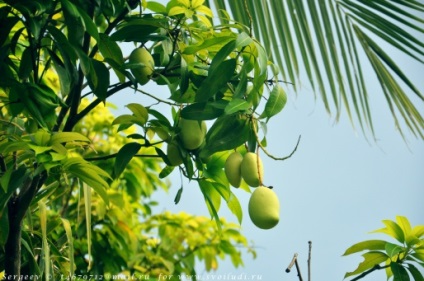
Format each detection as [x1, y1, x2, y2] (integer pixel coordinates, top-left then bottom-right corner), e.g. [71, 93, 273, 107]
[350, 264, 390, 281]
[66, 81, 132, 130]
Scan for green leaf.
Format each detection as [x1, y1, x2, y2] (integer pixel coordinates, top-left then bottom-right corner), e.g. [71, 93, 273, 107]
[83, 184, 93, 271]
[407, 264, 424, 281]
[224, 98, 250, 115]
[391, 262, 410, 281]
[114, 142, 142, 178]
[110, 24, 158, 43]
[344, 251, 389, 278]
[89, 59, 110, 102]
[260, 85, 287, 120]
[125, 103, 148, 125]
[159, 165, 174, 179]
[199, 180, 222, 231]
[181, 102, 225, 120]
[195, 59, 237, 102]
[18, 47, 33, 80]
[343, 240, 388, 256]
[60, 0, 85, 46]
[372, 219, 405, 244]
[227, 192, 243, 224]
[201, 114, 250, 158]
[412, 225, 424, 238]
[75, 5, 99, 41]
[183, 36, 235, 54]
[174, 186, 183, 204]
[49, 132, 90, 145]
[98, 33, 125, 82]
[64, 158, 110, 204]
[112, 114, 140, 127]
[385, 242, 404, 258]
[61, 218, 75, 274]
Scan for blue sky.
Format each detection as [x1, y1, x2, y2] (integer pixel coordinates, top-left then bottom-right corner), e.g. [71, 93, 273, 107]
[108, 4, 423, 280]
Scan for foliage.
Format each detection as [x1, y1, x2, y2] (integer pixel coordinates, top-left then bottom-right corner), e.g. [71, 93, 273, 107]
[208, 0, 424, 139]
[0, 0, 287, 278]
[343, 215, 424, 281]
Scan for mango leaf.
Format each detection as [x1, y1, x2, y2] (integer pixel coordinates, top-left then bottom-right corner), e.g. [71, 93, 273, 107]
[49, 132, 90, 145]
[75, 5, 99, 41]
[126, 103, 149, 124]
[195, 59, 237, 102]
[98, 33, 125, 82]
[0, 141, 30, 154]
[254, 41, 268, 77]
[412, 225, 424, 238]
[372, 220, 405, 244]
[64, 158, 109, 204]
[61, 218, 74, 274]
[224, 98, 250, 115]
[88, 59, 110, 102]
[114, 142, 142, 178]
[18, 47, 33, 80]
[83, 184, 93, 270]
[159, 166, 174, 179]
[343, 240, 387, 256]
[407, 264, 424, 281]
[227, 192, 243, 224]
[174, 186, 183, 204]
[183, 36, 234, 54]
[181, 102, 225, 120]
[385, 242, 404, 258]
[110, 24, 158, 43]
[60, 0, 85, 46]
[201, 114, 250, 158]
[344, 251, 389, 278]
[260, 84, 287, 121]
[199, 180, 222, 231]
[391, 263, 410, 281]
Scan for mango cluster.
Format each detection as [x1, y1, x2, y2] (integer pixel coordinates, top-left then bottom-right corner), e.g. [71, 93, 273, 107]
[224, 151, 280, 230]
[224, 152, 263, 188]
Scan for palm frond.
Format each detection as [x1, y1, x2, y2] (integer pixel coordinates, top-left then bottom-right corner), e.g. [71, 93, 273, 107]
[206, 0, 424, 138]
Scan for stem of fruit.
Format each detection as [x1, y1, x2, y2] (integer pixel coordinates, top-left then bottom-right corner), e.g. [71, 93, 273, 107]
[252, 120, 301, 161]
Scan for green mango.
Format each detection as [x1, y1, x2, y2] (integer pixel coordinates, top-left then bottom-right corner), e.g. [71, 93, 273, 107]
[240, 152, 263, 187]
[167, 142, 183, 166]
[248, 186, 280, 229]
[129, 47, 154, 85]
[224, 151, 243, 187]
[179, 118, 206, 150]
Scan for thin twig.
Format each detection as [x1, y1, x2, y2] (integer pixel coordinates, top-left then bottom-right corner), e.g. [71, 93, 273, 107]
[295, 259, 304, 281]
[286, 253, 298, 273]
[252, 120, 301, 161]
[308, 241, 312, 281]
[131, 86, 178, 106]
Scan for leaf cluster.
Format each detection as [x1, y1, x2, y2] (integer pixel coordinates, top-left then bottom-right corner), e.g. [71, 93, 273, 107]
[343, 215, 424, 281]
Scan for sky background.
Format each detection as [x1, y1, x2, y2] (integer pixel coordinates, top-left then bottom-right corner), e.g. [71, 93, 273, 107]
[109, 3, 424, 280]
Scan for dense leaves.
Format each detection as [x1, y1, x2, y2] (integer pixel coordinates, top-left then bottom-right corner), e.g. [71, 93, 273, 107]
[0, 0, 285, 278]
[344, 216, 424, 280]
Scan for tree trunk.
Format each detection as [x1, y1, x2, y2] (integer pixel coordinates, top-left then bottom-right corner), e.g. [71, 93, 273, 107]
[4, 198, 23, 278]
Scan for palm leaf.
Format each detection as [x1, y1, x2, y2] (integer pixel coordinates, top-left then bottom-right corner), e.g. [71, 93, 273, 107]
[206, 0, 424, 138]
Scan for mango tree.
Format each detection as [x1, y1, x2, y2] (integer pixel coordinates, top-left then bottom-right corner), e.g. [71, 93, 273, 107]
[0, 0, 292, 278]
